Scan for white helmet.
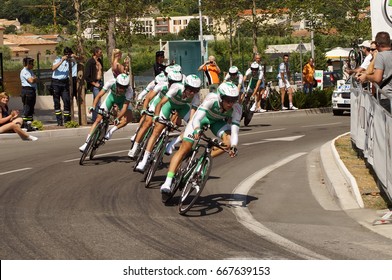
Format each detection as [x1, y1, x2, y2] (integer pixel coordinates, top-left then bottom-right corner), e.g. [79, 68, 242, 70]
[164, 65, 175, 75]
[217, 82, 239, 98]
[229, 66, 239, 75]
[116, 74, 130, 86]
[155, 73, 167, 84]
[172, 64, 182, 72]
[167, 70, 183, 83]
[250, 62, 259, 71]
[185, 74, 201, 89]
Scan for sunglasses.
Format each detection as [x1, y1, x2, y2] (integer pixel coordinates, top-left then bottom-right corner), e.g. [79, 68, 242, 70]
[222, 97, 237, 104]
[370, 48, 377, 51]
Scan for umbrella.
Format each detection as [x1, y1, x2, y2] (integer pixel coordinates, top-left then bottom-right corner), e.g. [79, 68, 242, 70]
[325, 47, 350, 59]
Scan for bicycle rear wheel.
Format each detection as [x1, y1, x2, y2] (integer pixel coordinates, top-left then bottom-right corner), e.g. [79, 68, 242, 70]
[267, 90, 282, 111]
[178, 155, 212, 215]
[145, 134, 167, 187]
[348, 50, 359, 70]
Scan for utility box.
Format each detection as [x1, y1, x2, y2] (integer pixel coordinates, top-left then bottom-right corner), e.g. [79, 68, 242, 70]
[167, 40, 207, 81]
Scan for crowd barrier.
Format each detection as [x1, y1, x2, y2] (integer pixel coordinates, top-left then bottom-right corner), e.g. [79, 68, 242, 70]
[350, 78, 392, 203]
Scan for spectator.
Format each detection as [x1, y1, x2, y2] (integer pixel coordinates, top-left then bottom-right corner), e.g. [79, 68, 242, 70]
[277, 54, 297, 110]
[84, 46, 103, 122]
[198, 55, 221, 92]
[0, 92, 37, 141]
[20, 57, 37, 131]
[51, 47, 76, 126]
[347, 40, 372, 76]
[302, 57, 315, 94]
[111, 48, 127, 78]
[153, 50, 166, 76]
[357, 31, 392, 112]
[253, 53, 267, 111]
[326, 59, 334, 72]
[366, 41, 379, 95]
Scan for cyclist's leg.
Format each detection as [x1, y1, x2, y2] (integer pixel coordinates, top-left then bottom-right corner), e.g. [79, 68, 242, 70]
[128, 114, 153, 157]
[210, 122, 230, 158]
[287, 86, 297, 109]
[79, 112, 104, 152]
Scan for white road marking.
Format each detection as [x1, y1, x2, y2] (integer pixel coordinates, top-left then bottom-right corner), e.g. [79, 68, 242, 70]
[63, 150, 129, 163]
[242, 135, 304, 146]
[0, 167, 33, 176]
[301, 122, 341, 128]
[239, 128, 286, 136]
[231, 152, 329, 260]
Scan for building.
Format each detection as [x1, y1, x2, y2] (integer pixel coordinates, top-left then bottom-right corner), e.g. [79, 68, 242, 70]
[0, 18, 21, 31]
[2, 34, 58, 63]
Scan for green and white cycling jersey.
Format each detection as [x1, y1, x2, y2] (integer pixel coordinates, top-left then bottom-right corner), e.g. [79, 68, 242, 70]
[244, 67, 264, 91]
[158, 82, 200, 122]
[137, 72, 166, 101]
[183, 92, 242, 145]
[100, 78, 134, 112]
[147, 82, 169, 113]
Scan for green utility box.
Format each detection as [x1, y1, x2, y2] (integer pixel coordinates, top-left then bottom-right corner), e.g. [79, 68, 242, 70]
[167, 40, 207, 81]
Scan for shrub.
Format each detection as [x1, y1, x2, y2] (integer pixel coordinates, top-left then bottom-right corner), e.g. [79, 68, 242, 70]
[31, 120, 44, 131]
[64, 120, 79, 128]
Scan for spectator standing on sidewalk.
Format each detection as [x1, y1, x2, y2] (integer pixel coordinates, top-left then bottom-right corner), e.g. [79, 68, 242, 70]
[198, 55, 221, 92]
[0, 92, 37, 141]
[302, 58, 315, 94]
[346, 40, 373, 77]
[153, 50, 166, 76]
[357, 31, 392, 112]
[84, 46, 103, 122]
[20, 57, 37, 130]
[277, 54, 297, 110]
[51, 47, 76, 126]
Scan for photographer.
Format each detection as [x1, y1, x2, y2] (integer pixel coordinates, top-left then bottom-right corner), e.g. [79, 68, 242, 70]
[198, 55, 221, 92]
[51, 47, 76, 126]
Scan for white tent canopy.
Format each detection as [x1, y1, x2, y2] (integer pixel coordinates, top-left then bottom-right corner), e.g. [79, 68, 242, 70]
[325, 47, 351, 60]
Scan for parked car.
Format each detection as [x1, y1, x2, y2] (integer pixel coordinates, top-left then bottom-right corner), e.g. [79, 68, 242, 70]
[332, 82, 351, 115]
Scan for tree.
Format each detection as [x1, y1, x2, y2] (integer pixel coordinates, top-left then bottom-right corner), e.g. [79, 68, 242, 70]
[178, 18, 210, 40]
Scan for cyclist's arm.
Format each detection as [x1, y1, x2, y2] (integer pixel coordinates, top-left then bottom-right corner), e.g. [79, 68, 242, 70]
[154, 95, 169, 117]
[117, 100, 130, 120]
[92, 88, 106, 108]
[229, 103, 242, 147]
[253, 79, 261, 95]
[143, 90, 157, 111]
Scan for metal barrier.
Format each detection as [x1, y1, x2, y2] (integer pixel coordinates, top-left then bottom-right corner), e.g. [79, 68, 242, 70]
[350, 78, 392, 203]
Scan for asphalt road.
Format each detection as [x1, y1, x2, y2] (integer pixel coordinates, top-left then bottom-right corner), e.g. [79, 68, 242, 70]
[1, 111, 392, 260]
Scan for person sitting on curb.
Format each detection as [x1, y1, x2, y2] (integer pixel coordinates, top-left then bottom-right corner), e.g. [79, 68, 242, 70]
[0, 92, 38, 141]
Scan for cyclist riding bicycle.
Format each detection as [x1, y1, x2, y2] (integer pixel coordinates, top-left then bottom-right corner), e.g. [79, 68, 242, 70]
[224, 66, 244, 95]
[243, 62, 265, 112]
[79, 74, 133, 152]
[127, 70, 176, 159]
[134, 73, 201, 173]
[159, 81, 241, 194]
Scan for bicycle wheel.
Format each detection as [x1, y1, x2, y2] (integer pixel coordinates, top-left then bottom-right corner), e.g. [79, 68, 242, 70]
[133, 127, 152, 171]
[90, 123, 106, 160]
[267, 90, 282, 111]
[178, 155, 212, 215]
[79, 128, 99, 165]
[244, 99, 254, 126]
[145, 134, 167, 187]
[348, 50, 358, 70]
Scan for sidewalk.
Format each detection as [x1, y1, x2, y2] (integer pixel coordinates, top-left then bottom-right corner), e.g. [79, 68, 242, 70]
[1, 107, 391, 240]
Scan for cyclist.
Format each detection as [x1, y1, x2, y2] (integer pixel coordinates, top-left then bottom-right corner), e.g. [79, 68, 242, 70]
[135, 73, 201, 173]
[159, 81, 241, 194]
[224, 66, 244, 96]
[127, 71, 176, 159]
[79, 74, 133, 152]
[243, 62, 265, 112]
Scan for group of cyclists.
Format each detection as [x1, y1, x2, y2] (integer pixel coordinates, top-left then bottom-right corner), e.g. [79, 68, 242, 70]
[78, 52, 295, 197]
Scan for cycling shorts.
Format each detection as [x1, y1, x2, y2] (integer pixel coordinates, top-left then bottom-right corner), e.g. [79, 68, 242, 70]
[100, 93, 130, 112]
[278, 79, 291, 89]
[183, 116, 229, 144]
[158, 101, 191, 122]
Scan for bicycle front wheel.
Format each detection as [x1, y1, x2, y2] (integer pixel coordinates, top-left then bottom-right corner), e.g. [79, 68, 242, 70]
[348, 50, 359, 70]
[90, 123, 106, 160]
[145, 135, 167, 187]
[79, 128, 99, 165]
[178, 155, 212, 215]
[244, 99, 254, 126]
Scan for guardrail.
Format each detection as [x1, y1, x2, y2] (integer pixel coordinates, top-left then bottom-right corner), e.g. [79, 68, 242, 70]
[350, 77, 392, 203]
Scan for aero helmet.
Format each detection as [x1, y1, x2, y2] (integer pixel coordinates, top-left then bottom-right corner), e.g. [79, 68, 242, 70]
[155, 73, 167, 84]
[167, 70, 183, 83]
[185, 74, 201, 89]
[116, 74, 130, 86]
[250, 62, 259, 71]
[164, 65, 175, 75]
[172, 64, 182, 72]
[229, 66, 239, 75]
[217, 82, 239, 98]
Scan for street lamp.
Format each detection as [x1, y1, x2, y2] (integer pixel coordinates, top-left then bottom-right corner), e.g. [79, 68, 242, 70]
[297, 41, 306, 88]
